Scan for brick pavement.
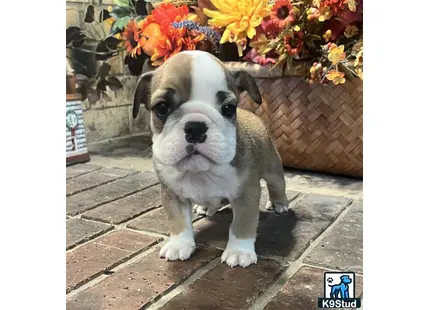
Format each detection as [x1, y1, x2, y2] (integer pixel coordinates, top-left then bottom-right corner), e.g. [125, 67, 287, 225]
[66, 163, 363, 310]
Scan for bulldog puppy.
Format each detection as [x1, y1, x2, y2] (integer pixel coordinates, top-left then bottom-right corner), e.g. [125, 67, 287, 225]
[132, 50, 289, 268]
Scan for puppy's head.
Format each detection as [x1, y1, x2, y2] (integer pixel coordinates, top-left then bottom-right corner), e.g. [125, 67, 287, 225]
[133, 50, 261, 173]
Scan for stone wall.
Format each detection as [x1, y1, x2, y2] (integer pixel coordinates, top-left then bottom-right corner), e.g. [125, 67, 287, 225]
[66, 0, 150, 143]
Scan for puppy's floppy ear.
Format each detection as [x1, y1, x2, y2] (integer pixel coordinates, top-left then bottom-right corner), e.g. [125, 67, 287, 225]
[133, 71, 154, 118]
[231, 70, 262, 105]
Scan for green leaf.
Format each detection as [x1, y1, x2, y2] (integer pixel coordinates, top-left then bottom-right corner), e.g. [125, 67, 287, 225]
[84, 5, 95, 23]
[107, 77, 123, 91]
[135, 15, 146, 23]
[112, 16, 131, 31]
[286, 56, 293, 71]
[99, 9, 110, 22]
[114, 0, 130, 7]
[87, 88, 100, 105]
[277, 53, 288, 62]
[110, 6, 133, 19]
[306, 39, 315, 49]
[98, 63, 112, 79]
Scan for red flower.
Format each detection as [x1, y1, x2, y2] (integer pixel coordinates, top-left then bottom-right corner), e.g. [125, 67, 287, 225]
[324, 0, 363, 40]
[259, 17, 282, 39]
[151, 3, 190, 32]
[320, 0, 347, 16]
[123, 20, 142, 57]
[283, 31, 304, 56]
[270, 0, 296, 29]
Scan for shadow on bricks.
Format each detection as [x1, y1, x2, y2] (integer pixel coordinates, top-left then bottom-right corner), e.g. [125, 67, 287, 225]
[194, 208, 298, 259]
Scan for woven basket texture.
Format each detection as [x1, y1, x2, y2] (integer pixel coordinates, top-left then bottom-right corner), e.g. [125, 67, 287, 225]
[225, 62, 363, 177]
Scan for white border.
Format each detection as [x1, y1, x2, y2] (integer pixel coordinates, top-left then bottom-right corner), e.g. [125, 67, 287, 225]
[365, 1, 430, 308]
[0, 1, 429, 309]
[0, 0, 65, 308]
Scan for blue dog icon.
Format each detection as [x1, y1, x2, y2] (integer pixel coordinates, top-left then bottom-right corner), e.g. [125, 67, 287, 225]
[329, 275, 352, 299]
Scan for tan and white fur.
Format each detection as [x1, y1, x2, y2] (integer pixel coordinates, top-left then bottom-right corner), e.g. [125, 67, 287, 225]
[133, 50, 289, 268]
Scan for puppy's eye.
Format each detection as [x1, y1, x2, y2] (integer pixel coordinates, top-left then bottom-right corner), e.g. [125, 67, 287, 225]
[221, 104, 236, 118]
[152, 102, 170, 117]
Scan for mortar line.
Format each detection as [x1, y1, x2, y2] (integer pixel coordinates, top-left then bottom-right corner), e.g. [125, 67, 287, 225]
[287, 185, 362, 200]
[66, 170, 140, 197]
[300, 262, 363, 277]
[249, 200, 357, 310]
[66, 216, 166, 254]
[144, 258, 221, 310]
[67, 181, 160, 217]
[66, 166, 103, 181]
[66, 244, 162, 300]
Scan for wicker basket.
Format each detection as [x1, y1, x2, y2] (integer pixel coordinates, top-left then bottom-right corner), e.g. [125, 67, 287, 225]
[225, 62, 363, 177]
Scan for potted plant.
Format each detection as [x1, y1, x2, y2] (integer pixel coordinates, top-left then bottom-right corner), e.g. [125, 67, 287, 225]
[66, 0, 363, 177]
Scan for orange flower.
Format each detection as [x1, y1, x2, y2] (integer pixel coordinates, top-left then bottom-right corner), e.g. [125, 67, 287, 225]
[123, 20, 142, 58]
[326, 70, 346, 85]
[270, 0, 296, 29]
[139, 4, 205, 66]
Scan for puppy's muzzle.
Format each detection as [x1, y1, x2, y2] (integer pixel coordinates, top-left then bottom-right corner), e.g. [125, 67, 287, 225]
[184, 121, 208, 144]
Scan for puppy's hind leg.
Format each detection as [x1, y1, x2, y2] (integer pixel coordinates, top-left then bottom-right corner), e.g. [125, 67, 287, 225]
[263, 143, 289, 214]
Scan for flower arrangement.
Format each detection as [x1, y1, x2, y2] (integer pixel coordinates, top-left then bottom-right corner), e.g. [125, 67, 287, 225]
[66, 0, 363, 103]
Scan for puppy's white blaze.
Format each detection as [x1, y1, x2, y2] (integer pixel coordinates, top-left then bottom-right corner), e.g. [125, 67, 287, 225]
[185, 51, 229, 105]
[159, 208, 195, 261]
[221, 231, 257, 268]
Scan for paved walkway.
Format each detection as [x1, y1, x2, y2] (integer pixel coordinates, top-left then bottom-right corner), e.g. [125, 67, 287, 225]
[66, 141, 363, 310]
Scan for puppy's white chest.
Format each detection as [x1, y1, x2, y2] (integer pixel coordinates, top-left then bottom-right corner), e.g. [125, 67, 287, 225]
[159, 165, 239, 205]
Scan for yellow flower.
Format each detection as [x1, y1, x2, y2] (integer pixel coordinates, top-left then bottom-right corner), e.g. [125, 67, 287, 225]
[318, 7, 332, 21]
[347, 0, 357, 12]
[328, 45, 346, 65]
[107, 6, 113, 13]
[354, 48, 363, 67]
[355, 68, 363, 80]
[203, 0, 272, 57]
[344, 25, 358, 38]
[326, 70, 346, 85]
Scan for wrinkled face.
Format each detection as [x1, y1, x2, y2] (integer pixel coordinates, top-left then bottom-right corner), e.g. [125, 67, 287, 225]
[133, 51, 262, 173]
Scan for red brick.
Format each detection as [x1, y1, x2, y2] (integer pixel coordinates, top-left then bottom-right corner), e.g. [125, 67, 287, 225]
[66, 230, 161, 293]
[66, 247, 220, 310]
[264, 266, 363, 310]
[193, 190, 300, 250]
[159, 258, 286, 310]
[255, 194, 351, 260]
[67, 164, 102, 180]
[128, 206, 202, 235]
[304, 202, 363, 273]
[67, 172, 159, 216]
[82, 185, 161, 224]
[66, 218, 113, 250]
[194, 208, 271, 249]
[67, 167, 137, 196]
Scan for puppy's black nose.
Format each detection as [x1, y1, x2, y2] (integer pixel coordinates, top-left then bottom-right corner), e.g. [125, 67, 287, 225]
[184, 121, 208, 144]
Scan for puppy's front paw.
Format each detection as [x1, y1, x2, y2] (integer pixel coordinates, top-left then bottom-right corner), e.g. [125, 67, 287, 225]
[221, 237, 257, 268]
[265, 200, 289, 214]
[221, 248, 258, 268]
[160, 235, 195, 261]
